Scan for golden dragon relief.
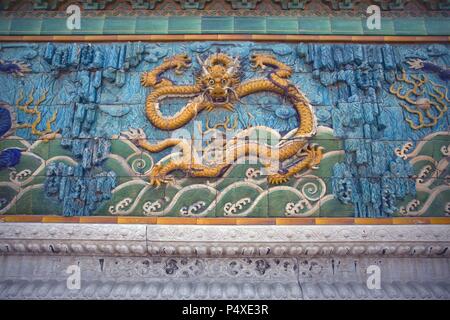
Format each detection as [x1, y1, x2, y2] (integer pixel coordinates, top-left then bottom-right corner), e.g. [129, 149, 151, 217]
[120, 53, 323, 186]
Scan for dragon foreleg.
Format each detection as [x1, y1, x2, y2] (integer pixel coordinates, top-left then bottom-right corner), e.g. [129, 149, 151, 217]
[141, 54, 192, 88]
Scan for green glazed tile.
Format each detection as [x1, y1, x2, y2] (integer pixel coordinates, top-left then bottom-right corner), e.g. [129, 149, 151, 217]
[12, 184, 32, 215]
[319, 198, 355, 217]
[267, 17, 298, 34]
[431, 138, 450, 164]
[135, 17, 168, 34]
[216, 178, 268, 217]
[394, 18, 427, 35]
[103, 17, 136, 35]
[31, 187, 63, 215]
[40, 18, 72, 35]
[393, 179, 450, 217]
[0, 17, 12, 35]
[201, 16, 233, 33]
[425, 17, 450, 36]
[156, 179, 217, 217]
[168, 16, 201, 34]
[0, 185, 18, 214]
[9, 18, 43, 35]
[331, 17, 363, 35]
[269, 176, 324, 217]
[94, 181, 140, 216]
[234, 17, 266, 34]
[362, 17, 395, 35]
[298, 17, 331, 34]
[72, 17, 105, 35]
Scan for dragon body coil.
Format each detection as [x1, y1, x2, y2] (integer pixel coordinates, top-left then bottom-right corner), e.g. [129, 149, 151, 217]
[121, 53, 323, 186]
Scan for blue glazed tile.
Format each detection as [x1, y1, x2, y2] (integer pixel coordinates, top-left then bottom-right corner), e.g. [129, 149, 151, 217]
[9, 18, 43, 35]
[331, 17, 363, 35]
[424, 17, 450, 36]
[267, 17, 298, 34]
[394, 18, 427, 35]
[168, 16, 201, 34]
[103, 17, 136, 35]
[362, 17, 395, 35]
[135, 17, 168, 34]
[234, 17, 266, 34]
[72, 17, 105, 35]
[201, 16, 234, 33]
[0, 17, 12, 35]
[298, 17, 331, 34]
[40, 18, 72, 35]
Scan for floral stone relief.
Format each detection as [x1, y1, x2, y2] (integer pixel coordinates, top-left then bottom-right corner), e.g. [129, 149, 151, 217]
[0, 42, 448, 217]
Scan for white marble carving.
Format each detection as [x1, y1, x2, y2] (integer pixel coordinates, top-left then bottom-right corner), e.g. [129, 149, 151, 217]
[0, 223, 449, 299]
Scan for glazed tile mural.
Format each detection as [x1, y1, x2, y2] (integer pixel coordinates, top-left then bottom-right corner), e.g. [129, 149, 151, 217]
[0, 41, 448, 217]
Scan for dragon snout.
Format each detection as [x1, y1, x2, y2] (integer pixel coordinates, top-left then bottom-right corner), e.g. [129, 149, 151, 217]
[210, 88, 226, 97]
[207, 88, 229, 104]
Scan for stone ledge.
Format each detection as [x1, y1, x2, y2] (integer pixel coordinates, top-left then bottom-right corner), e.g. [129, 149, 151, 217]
[0, 223, 448, 257]
[0, 224, 449, 299]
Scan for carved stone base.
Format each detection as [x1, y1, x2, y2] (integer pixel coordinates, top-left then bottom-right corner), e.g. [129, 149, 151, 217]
[0, 223, 449, 299]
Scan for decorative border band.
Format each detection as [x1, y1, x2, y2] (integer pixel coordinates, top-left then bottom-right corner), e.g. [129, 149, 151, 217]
[0, 223, 448, 257]
[0, 35, 449, 42]
[1, 216, 449, 225]
[0, 15, 448, 36]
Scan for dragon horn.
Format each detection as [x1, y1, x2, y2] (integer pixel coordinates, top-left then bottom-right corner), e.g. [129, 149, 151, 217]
[233, 56, 239, 66]
[226, 56, 239, 75]
[196, 54, 209, 75]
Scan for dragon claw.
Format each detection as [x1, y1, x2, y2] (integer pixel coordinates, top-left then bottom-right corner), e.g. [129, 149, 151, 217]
[120, 128, 147, 146]
[171, 54, 192, 74]
[268, 174, 289, 185]
[267, 143, 324, 184]
[303, 143, 324, 170]
[202, 101, 215, 112]
[250, 53, 276, 71]
[222, 103, 234, 112]
[407, 58, 424, 70]
[148, 164, 175, 187]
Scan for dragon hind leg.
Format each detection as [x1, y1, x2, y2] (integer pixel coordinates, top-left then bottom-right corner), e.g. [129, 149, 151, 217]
[148, 161, 189, 187]
[148, 162, 232, 186]
[267, 144, 324, 185]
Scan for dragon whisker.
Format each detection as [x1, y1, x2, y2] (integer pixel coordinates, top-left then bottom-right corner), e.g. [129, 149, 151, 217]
[226, 87, 243, 104]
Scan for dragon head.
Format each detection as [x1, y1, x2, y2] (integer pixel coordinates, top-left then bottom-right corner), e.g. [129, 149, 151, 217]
[196, 53, 240, 109]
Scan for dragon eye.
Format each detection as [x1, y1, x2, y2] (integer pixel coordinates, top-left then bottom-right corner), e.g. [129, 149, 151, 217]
[208, 79, 215, 85]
